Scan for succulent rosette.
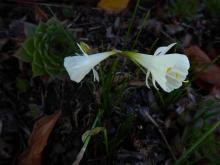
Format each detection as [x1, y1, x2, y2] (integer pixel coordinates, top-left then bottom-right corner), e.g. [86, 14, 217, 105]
[17, 18, 81, 77]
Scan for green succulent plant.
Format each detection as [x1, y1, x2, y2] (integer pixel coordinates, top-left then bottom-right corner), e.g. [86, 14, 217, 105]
[17, 18, 82, 77]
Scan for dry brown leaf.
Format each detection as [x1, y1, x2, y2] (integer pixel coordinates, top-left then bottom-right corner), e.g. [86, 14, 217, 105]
[185, 45, 211, 65]
[17, 111, 61, 165]
[185, 45, 220, 89]
[98, 0, 130, 14]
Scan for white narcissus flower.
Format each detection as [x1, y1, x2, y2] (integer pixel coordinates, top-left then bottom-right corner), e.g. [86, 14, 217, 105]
[64, 44, 116, 83]
[125, 43, 190, 92]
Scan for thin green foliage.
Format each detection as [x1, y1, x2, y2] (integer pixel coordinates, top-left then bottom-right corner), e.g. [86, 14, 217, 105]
[176, 99, 220, 165]
[99, 61, 129, 116]
[99, 0, 146, 118]
[73, 3, 146, 160]
[109, 115, 134, 155]
[175, 120, 220, 165]
[132, 10, 151, 49]
[103, 128, 110, 156]
[124, 0, 141, 49]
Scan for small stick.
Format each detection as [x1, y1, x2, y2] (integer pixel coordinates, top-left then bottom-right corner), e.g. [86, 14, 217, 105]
[142, 109, 177, 161]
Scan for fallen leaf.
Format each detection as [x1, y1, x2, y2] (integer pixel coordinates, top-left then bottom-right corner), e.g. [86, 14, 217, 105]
[98, 0, 130, 14]
[185, 45, 220, 90]
[17, 111, 61, 165]
[185, 45, 210, 65]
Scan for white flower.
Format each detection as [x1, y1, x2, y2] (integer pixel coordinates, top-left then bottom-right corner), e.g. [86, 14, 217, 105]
[125, 43, 190, 92]
[64, 45, 116, 83]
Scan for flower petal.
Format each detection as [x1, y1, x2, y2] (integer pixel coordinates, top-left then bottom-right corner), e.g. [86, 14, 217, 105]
[145, 70, 151, 88]
[152, 76, 159, 90]
[87, 51, 116, 68]
[154, 54, 190, 92]
[64, 56, 91, 82]
[154, 43, 176, 56]
[123, 47, 190, 92]
[150, 68, 167, 90]
[156, 53, 190, 69]
[92, 68, 99, 82]
[64, 51, 116, 83]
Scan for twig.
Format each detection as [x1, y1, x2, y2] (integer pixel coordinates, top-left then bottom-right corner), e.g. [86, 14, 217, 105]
[142, 109, 177, 161]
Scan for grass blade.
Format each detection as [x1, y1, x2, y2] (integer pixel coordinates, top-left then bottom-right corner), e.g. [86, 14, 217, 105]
[175, 120, 220, 165]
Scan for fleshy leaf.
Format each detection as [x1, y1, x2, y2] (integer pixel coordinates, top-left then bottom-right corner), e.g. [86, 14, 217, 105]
[24, 23, 37, 37]
[16, 47, 32, 62]
[32, 63, 45, 77]
[15, 17, 82, 77]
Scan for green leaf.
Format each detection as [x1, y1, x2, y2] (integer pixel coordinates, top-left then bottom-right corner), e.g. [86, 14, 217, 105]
[32, 63, 44, 77]
[24, 23, 37, 37]
[35, 22, 47, 33]
[47, 17, 60, 25]
[33, 51, 44, 67]
[82, 127, 105, 143]
[79, 41, 91, 54]
[32, 51, 45, 76]
[15, 47, 32, 62]
[34, 33, 44, 49]
[23, 38, 35, 55]
[44, 53, 61, 66]
[46, 66, 65, 77]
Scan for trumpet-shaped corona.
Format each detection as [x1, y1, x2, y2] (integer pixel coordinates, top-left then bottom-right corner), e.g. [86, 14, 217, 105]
[125, 43, 190, 92]
[64, 44, 116, 83]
